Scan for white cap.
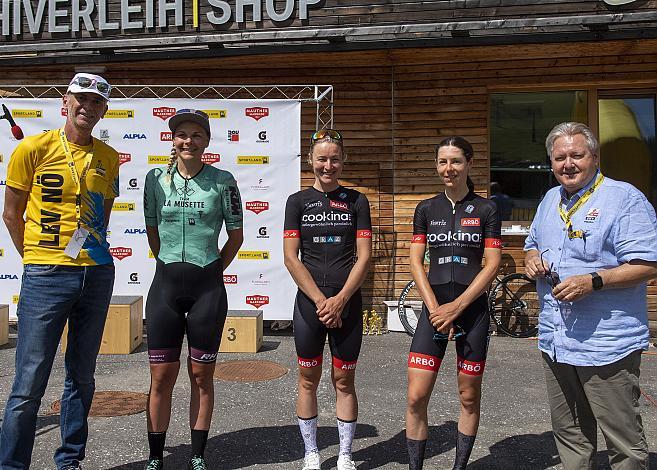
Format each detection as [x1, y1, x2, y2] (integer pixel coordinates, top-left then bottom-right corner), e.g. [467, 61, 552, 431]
[67, 73, 111, 101]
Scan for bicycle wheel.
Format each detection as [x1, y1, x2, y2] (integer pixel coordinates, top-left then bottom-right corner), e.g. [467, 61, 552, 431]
[398, 280, 422, 336]
[488, 273, 539, 338]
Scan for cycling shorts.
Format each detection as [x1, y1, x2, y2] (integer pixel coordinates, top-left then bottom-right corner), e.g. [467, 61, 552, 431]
[408, 283, 490, 376]
[294, 286, 363, 371]
[146, 259, 227, 364]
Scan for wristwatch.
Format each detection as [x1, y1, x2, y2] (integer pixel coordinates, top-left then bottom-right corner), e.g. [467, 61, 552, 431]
[590, 272, 603, 291]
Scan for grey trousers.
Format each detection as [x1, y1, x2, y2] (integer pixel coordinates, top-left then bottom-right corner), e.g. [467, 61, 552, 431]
[542, 350, 648, 470]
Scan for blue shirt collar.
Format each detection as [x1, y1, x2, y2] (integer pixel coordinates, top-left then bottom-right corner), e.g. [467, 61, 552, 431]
[560, 169, 601, 206]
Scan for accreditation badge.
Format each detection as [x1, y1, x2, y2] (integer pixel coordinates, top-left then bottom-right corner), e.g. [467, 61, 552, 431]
[63, 227, 90, 259]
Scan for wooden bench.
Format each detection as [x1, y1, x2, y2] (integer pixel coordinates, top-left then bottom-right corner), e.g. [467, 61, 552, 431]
[62, 296, 143, 355]
[219, 310, 263, 353]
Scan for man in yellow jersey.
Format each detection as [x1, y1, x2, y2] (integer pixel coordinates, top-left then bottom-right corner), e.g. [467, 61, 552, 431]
[0, 73, 119, 470]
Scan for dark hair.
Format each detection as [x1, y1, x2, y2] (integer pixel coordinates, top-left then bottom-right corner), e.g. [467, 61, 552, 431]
[435, 136, 475, 191]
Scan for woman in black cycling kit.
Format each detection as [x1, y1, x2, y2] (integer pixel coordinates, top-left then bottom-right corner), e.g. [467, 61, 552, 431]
[142, 109, 244, 470]
[405, 137, 501, 470]
[283, 130, 372, 470]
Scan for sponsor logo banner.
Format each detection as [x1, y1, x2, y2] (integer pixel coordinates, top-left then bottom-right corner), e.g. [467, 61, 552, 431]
[202, 109, 227, 118]
[246, 201, 269, 214]
[237, 155, 269, 165]
[119, 153, 132, 165]
[148, 155, 170, 164]
[228, 130, 239, 142]
[112, 202, 136, 211]
[153, 107, 176, 120]
[238, 251, 270, 260]
[245, 107, 269, 121]
[246, 295, 269, 308]
[109, 247, 133, 260]
[124, 133, 147, 140]
[105, 110, 135, 118]
[12, 109, 42, 118]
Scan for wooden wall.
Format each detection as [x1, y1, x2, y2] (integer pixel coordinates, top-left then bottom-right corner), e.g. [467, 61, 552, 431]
[2, 37, 656, 327]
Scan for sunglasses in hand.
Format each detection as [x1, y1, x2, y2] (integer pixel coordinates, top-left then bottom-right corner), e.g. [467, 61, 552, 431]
[540, 249, 561, 287]
[433, 324, 466, 342]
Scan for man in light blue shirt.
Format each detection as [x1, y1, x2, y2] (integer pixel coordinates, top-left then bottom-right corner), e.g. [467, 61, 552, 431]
[524, 122, 657, 470]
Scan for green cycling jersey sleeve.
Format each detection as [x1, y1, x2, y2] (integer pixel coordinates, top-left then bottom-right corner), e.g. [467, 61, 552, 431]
[143, 165, 243, 267]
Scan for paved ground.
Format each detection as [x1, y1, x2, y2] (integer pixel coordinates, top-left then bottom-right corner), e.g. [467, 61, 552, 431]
[1, 329, 656, 469]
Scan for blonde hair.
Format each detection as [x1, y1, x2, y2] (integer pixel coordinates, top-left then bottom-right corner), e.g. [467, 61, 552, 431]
[165, 145, 177, 184]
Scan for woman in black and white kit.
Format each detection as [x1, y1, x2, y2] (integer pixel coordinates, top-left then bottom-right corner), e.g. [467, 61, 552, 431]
[283, 130, 372, 470]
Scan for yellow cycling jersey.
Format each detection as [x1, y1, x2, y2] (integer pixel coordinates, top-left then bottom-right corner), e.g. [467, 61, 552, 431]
[6, 129, 119, 265]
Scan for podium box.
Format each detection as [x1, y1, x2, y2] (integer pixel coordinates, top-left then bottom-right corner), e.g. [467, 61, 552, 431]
[219, 310, 263, 353]
[0, 304, 8, 346]
[62, 296, 143, 355]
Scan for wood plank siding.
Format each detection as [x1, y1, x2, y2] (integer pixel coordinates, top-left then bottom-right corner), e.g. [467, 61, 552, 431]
[1, 38, 656, 330]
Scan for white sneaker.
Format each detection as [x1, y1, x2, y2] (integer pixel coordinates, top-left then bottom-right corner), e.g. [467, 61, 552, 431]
[302, 451, 320, 470]
[337, 455, 356, 470]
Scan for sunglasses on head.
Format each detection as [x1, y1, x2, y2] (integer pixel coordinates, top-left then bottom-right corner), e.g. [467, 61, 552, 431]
[72, 76, 110, 94]
[311, 129, 342, 143]
[540, 249, 561, 287]
[433, 324, 466, 342]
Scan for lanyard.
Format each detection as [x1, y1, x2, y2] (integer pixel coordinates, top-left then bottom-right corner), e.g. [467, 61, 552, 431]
[58, 129, 94, 228]
[557, 172, 604, 239]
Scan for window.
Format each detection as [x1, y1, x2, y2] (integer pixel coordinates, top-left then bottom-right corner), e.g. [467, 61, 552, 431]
[490, 91, 588, 220]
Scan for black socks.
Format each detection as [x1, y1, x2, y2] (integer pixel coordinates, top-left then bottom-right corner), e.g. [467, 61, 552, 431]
[191, 429, 209, 458]
[147, 431, 166, 459]
[406, 438, 427, 470]
[453, 431, 476, 470]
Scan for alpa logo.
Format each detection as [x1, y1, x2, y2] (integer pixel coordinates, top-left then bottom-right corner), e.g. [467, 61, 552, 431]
[0, 274, 18, 280]
[123, 133, 147, 140]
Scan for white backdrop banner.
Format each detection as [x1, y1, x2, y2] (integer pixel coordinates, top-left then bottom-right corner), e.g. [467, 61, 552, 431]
[0, 98, 300, 320]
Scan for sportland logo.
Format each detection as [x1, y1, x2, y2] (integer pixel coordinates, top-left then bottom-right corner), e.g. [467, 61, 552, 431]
[223, 274, 237, 284]
[104, 110, 134, 118]
[112, 202, 136, 211]
[148, 155, 170, 164]
[109, 247, 132, 260]
[12, 109, 42, 118]
[245, 107, 269, 121]
[119, 153, 131, 165]
[153, 107, 176, 120]
[246, 201, 269, 214]
[160, 131, 173, 141]
[246, 295, 269, 308]
[201, 153, 221, 164]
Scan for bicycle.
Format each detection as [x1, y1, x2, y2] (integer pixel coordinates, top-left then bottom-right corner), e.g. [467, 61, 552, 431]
[397, 272, 539, 338]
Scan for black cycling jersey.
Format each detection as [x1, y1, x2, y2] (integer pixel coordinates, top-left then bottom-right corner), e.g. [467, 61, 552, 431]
[412, 191, 501, 286]
[284, 186, 372, 288]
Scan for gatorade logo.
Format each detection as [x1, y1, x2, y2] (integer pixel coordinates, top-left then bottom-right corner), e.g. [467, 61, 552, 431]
[109, 247, 132, 260]
[201, 153, 221, 164]
[246, 201, 269, 214]
[246, 295, 269, 308]
[245, 107, 269, 121]
[119, 153, 131, 165]
[12, 109, 42, 118]
[104, 110, 134, 118]
[153, 107, 176, 120]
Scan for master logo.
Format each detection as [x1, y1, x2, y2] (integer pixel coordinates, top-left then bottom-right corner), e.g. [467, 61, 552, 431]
[105, 110, 135, 119]
[153, 107, 176, 120]
[246, 295, 269, 308]
[12, 109, 42, 118]
[246, 201, 269, 214]
[237, 155, 269, 165]
[201, 153, 221, 164]
[245, 107, 269, 121]
[238, 251, 270, 260]
[119, 153, 132, 165]
[113, 202, 136, 211]
[149, 155, 170, 164]
[109, 247, 133, 260]
[202, 110, 227, 118]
